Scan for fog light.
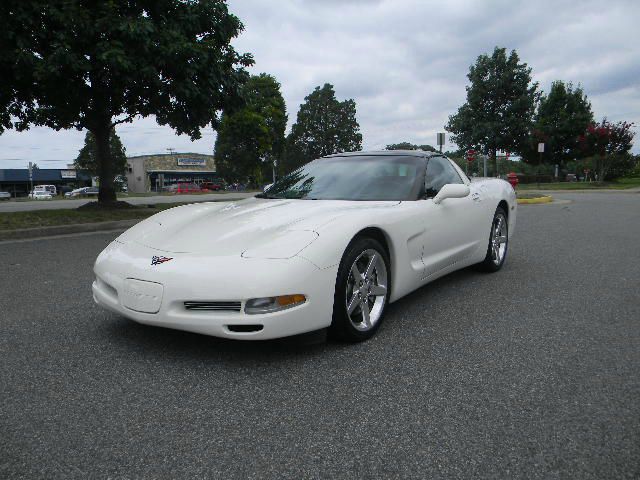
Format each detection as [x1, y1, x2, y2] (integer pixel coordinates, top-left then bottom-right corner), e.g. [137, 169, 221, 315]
[245, 294, 306, 314]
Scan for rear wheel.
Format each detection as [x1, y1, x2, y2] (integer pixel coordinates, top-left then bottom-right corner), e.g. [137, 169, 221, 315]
[477, 207, 508, 272]
[330, 237, 390, 342]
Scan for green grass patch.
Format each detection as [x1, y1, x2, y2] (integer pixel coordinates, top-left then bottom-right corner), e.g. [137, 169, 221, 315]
[613, 177, 640, 187]
[0, 202, 189, 231]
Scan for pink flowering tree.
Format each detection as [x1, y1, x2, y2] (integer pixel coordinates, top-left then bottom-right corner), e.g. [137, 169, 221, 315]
[579, 119, 635, 181]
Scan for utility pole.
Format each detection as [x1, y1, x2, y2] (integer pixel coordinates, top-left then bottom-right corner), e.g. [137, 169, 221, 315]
[28, 161, 33, 193]
[164, 148, 176, 192]
[537, 143, 544, 188]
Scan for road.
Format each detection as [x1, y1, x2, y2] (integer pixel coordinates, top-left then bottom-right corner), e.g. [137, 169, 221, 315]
[1, 192, 639, 479]
[0, 192, 255, 212]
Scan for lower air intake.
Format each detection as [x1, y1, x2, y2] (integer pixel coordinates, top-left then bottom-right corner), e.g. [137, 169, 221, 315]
[184, 301, 241, 312]
[227, 324, 264, 333]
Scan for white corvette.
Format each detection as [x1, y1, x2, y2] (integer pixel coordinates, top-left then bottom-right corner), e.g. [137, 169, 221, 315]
[93, 151, 516, 342]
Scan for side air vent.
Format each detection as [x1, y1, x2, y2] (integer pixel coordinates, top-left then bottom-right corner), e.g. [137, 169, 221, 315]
[184, 301, 242, 312]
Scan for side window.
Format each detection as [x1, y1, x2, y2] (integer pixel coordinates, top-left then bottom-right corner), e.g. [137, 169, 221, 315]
[425, 157, 463, 198]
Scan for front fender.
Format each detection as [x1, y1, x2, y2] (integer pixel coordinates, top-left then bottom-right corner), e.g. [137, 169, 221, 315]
[296, 202, 428, 303]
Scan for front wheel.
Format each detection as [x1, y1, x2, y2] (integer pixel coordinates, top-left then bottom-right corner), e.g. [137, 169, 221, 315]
[477, 207, 509, 272]
[330, 237, 390, 342]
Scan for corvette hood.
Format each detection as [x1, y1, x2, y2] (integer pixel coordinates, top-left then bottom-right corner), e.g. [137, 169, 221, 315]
[121, 197, 399, 256]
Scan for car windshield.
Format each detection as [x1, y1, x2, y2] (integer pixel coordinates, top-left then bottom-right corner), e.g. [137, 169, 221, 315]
[258, 155, 422, 201]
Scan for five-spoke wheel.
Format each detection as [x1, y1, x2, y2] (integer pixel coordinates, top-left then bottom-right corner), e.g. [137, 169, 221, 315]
[345, 248, 388, 332]
[331, 237, 390, 342]
[478, 206, 509, 272]
[491, 212, 508, 266]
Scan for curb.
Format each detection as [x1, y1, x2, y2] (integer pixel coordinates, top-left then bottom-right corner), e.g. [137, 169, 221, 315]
[517, 195, 553, 205]
[0, 219, 140, 241]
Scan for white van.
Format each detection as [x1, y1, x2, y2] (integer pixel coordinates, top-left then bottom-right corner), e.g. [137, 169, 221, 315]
[34, 184, 57, 196]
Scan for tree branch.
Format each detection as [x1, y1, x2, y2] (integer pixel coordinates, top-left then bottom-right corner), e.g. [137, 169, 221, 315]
[112, 115, 135, 127]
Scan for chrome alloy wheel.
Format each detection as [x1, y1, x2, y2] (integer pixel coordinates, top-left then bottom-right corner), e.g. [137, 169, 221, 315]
[345, 249, 388, 331]
[491, 213, 508, 265]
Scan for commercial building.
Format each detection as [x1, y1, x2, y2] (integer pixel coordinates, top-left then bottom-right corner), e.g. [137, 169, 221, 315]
[126, 153, 217, 193]
[0, 167, 91, 197]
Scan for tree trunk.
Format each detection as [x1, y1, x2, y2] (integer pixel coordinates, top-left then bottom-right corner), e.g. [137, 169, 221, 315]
[599, 153, 608, 182]
[94, 124, 117, 203]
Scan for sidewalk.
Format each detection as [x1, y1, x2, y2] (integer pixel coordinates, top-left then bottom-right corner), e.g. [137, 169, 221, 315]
[520, 186, 640, 194]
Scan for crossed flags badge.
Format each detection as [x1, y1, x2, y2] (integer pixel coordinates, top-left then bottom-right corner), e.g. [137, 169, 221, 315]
[151, 255, 173, 266]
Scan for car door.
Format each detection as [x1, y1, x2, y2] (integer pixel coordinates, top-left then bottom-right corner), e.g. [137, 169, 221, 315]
[420, 156, 485, 280]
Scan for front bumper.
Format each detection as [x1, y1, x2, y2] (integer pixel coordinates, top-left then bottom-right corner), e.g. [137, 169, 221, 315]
[93, 240, 337, 340]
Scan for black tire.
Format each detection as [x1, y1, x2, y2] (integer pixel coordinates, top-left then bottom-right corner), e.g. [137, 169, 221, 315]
[477, 206, 509, 272]
[329, 237, 391, 342]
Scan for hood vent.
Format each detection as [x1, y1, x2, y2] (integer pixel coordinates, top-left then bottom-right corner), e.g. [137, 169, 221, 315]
[184, 301, 241, 312]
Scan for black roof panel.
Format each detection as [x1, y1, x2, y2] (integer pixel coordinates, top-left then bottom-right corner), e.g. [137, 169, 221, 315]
[323, 150, 439, 159]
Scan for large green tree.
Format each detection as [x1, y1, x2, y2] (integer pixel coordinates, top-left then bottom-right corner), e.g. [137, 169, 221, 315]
[214, 74, 287, 184]
[0, 0, 252, 203]
[446, 47, 538, 173]
[284, 83, 362, 172]
[75, 129, 127, 178]
[385, 142, 436, 152]
[531, 81, 593, 165]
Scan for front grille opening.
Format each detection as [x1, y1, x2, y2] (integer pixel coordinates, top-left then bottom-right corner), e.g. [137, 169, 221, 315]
[184, 301, 241, 312]
[227, 324, 264, 333]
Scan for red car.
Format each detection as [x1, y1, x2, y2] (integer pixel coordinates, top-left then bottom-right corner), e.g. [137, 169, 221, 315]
[170, 183, 201, 194]
[201, 181, 224, 191]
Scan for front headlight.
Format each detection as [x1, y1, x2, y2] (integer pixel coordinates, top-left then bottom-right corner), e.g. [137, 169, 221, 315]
[245, 294, 306, 314]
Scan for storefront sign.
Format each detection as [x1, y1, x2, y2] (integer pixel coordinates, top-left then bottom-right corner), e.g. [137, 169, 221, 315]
[177, 158, 206, 166]
[60, 170, 77, 179]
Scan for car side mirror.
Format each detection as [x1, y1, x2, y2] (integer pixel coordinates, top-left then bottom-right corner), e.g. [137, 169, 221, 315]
[263, 183, 273, 192]
[433, 184, 470, 204]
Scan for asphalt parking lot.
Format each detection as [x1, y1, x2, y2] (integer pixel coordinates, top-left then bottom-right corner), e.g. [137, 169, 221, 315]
[1, 192, 639, 479]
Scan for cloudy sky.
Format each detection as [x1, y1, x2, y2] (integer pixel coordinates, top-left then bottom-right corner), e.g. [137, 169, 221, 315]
[1, 0, 639, 169]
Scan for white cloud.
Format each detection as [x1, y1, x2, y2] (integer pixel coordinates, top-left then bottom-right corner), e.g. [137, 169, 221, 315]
[1, 0, 638, 168]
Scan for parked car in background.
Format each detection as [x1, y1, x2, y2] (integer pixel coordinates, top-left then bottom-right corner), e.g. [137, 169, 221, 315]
[65, 186, 99, 198]
[29, 190, 54, 200]
[58, 185, 74, 196]
[34, 184, 57, 196]
[201, 181, 224, 191]
[65, 187, 84, 198]
[0, 191, 11, 200]
[168, 183, 201, 194]
[566, 174, 578, 182]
